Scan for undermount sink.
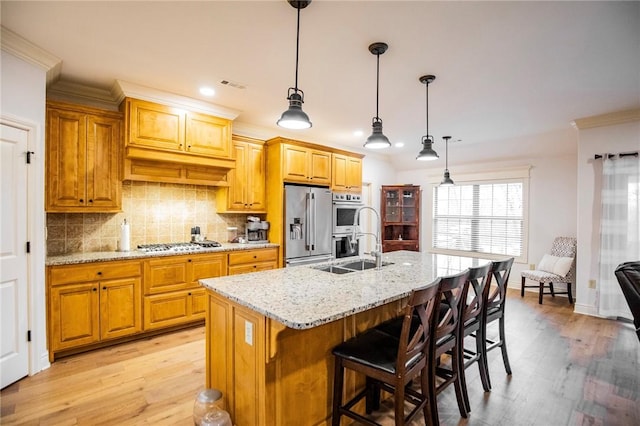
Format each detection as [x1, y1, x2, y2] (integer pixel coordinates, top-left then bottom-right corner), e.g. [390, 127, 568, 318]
[315, 259, 393, 274]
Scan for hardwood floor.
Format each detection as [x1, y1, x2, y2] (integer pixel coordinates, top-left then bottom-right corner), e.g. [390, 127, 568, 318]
[2, 289, 639, 425]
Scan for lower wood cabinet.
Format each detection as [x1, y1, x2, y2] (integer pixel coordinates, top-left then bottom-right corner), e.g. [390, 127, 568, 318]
[47, 247, 278, 361]
[143, 252, 226, 330]
[48, 260, 142, 359]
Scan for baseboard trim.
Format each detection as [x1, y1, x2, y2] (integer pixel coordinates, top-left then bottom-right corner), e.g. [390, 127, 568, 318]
[574, 303, 600, 317]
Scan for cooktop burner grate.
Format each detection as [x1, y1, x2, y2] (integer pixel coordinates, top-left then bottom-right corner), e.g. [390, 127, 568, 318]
[137, 241, 221, 253]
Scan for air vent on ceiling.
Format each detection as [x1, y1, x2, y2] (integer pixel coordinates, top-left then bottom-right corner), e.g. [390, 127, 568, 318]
[220, 80, 246, 90]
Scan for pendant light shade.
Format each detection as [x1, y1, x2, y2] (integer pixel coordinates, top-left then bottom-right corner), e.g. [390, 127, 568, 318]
[440, 136, 455, 186]
[277, 0, 312, 130]
[364, 42, 391, 149]
[416, 75, 439, 161]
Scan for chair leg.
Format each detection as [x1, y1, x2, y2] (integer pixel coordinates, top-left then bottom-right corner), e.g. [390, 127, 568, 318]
[521, 276, 525, 297]
[499, 316, 512, 375]
[365, 377, 380, 413]
[567, 283, 574, 304]
[459, 345, 471, 414]
[538, 282, 544, 304]
[480, 322, 492, 391]
[420, 366, 432, 425]
[395, 379, 406, 426]
[549, 282, 555, 297]
[476, 327, 491, 392]
[452, 345, 469, 418]
[331, 358, 344, 426]
[428, 365, 440, 426]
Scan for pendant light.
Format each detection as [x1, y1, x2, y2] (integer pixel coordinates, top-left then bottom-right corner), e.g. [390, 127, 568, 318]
[440, 136, 455, 186]
[364, 42, 391, 149]
[277, 0, 312, 130]
[416, 75, 438, 160]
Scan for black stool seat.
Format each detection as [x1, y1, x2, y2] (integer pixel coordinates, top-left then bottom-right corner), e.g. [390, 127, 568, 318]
[332, 329, 421, 375]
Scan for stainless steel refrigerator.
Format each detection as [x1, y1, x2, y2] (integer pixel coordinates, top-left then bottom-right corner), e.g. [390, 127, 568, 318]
[284, 185, 333, 266]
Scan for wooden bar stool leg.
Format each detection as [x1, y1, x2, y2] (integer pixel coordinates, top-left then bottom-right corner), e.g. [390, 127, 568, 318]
[332, 358, 344, 426]
[499, 315, 512, 375]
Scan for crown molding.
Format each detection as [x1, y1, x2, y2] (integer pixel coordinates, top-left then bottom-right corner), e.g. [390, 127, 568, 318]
[113, 80, 241, 120]
[47, 80, 121, 111]
[572, 108, 640, 130]
[1, 26, 61, 85]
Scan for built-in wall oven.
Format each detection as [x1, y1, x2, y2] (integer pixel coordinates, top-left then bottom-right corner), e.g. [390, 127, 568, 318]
[332, 192, 364, 260]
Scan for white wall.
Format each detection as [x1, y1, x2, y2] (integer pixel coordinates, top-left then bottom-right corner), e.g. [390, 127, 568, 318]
[575, 119, 640, 316]
[395, 131, 578, 290]
[0, 51, 49, 373]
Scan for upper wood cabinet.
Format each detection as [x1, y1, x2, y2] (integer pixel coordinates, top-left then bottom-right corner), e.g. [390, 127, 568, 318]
[278, 142, 332, 185]
[46, 101, 122, 212]
[331, 153, 362, 193]
[216, 136, 266, 213]
[124, 98, 232, 159]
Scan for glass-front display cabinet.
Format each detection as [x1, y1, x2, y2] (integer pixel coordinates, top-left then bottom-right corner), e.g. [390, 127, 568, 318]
[381, 185, 420, 252]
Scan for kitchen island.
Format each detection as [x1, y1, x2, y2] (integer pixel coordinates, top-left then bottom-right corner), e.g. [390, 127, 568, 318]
[200, 251, 490, 425]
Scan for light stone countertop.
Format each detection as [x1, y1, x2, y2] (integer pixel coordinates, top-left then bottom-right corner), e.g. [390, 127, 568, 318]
[45, 242, 280, 266]
[199, 251, 492, 330]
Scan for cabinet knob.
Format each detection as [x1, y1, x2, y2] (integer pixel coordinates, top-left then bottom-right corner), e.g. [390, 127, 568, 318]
[188, 145, 191, 149]
[188, 292, 192, 296]
[188, 259, 192, 262]
[102, 286, 106, 290]
[79, 199, 84, 203]
[253, 255, 257, 259]
[97, 271, 102, 275]
[92, 287, 97, 292]
[88, 199, 93, 203]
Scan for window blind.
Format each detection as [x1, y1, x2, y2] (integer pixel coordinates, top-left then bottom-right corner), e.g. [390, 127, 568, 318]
[432, 181, 524, 258]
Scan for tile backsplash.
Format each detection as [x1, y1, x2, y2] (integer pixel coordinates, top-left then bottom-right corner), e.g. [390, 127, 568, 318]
[46, 181, 251, 256]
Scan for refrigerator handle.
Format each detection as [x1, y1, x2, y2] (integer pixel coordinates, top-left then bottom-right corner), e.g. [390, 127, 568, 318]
[305, 192, 311, 251]
[310, 192, 316, 250]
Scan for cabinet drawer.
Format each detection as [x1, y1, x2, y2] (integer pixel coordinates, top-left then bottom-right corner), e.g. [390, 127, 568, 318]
[228, 248, 278, 266]
[143, 289, 204, 330]
[144, 256, 189, 294]
[49, 261, 141, 286]
[228, 262, 277, 276]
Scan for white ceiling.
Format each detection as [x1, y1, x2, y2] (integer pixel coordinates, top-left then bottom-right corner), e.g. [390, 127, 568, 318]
[2, 1, 639, 170]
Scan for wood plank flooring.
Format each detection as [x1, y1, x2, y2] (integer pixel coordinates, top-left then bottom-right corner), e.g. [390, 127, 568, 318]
[2, 289, 639, 425]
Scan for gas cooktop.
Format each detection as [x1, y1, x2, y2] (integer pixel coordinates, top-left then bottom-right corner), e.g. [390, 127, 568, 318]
[137, 241, 222, 253]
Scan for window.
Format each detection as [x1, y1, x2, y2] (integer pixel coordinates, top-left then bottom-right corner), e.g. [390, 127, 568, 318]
[432, 179, 526, 261]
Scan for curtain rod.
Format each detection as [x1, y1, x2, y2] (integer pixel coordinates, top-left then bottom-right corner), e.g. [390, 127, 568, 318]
[594, 151, 638, 160]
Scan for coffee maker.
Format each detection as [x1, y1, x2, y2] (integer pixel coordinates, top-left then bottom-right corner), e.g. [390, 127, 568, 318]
[246, 220, 269, 243]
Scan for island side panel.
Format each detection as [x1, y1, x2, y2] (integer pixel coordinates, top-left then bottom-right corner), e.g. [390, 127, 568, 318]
[206, 290, 404, 425]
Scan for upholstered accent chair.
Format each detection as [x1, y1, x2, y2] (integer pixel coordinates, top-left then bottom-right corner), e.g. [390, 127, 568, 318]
[521, 237, 577, 304]
[614, 261, 640, 342]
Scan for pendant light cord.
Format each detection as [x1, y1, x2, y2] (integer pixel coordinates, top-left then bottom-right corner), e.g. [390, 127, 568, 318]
[425, 80, 429, 139]
[375, 53, 380, 120]
[445, 138, 449, 170]
[294, 5, 301, 92]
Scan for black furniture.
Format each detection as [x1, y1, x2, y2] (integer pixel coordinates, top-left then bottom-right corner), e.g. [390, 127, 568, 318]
[483, 257, 515, 389]
[331, 278, 441, 426]
[458, 263, 493, 410]
[614, 261, 640, 341]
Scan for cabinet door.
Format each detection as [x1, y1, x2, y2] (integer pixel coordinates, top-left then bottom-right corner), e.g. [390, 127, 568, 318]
[127, 99, 185, 152]
[50, 283, 100, 351]
[331, 154, 348, 191]
[227, 142, 249, 210]
[308, 149, 331, 185]
[282, 144, 309, 183]
[86, 114, 121, 210]
[185, 112, 231, 158]
[346, 156, 362, 191]
[46, 108, 87, 209]
[246, 143, 266, 211]
[100, 277, 142, 340]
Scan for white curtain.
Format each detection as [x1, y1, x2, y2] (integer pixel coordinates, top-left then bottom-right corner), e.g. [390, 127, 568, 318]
[597, 155, 640, 319]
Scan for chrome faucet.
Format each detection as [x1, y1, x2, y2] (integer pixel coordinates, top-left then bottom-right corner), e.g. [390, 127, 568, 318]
[350, 206, 383, 269]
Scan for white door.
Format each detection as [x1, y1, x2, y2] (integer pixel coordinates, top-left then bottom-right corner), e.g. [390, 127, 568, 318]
[0, 123, 29, 388]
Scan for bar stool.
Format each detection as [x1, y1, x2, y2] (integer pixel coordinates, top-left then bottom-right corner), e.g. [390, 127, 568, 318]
[331, 278, 441, 426]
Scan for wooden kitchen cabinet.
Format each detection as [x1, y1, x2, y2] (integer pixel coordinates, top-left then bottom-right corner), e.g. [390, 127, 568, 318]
[276, 140, 331, 185]
[227, 247, 278, 275]
[46, 101, 122, 212]
[216, 135, 266, 213]
[331, 153, 363, 193]
[381, 185, 421, 253]
[47, 260, 142, 360]
[143, 253, 227, 330]
[124, 98, 231, 159]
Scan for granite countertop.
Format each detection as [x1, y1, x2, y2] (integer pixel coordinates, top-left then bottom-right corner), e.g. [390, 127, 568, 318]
[200, 251, 492, 330]
[46, 242, 280, 266]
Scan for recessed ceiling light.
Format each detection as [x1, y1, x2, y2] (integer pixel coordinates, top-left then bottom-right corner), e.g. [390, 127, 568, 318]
[395, 142, 405, 148]
[353, 130, 364, 137]
[199, 87, 215, 97]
